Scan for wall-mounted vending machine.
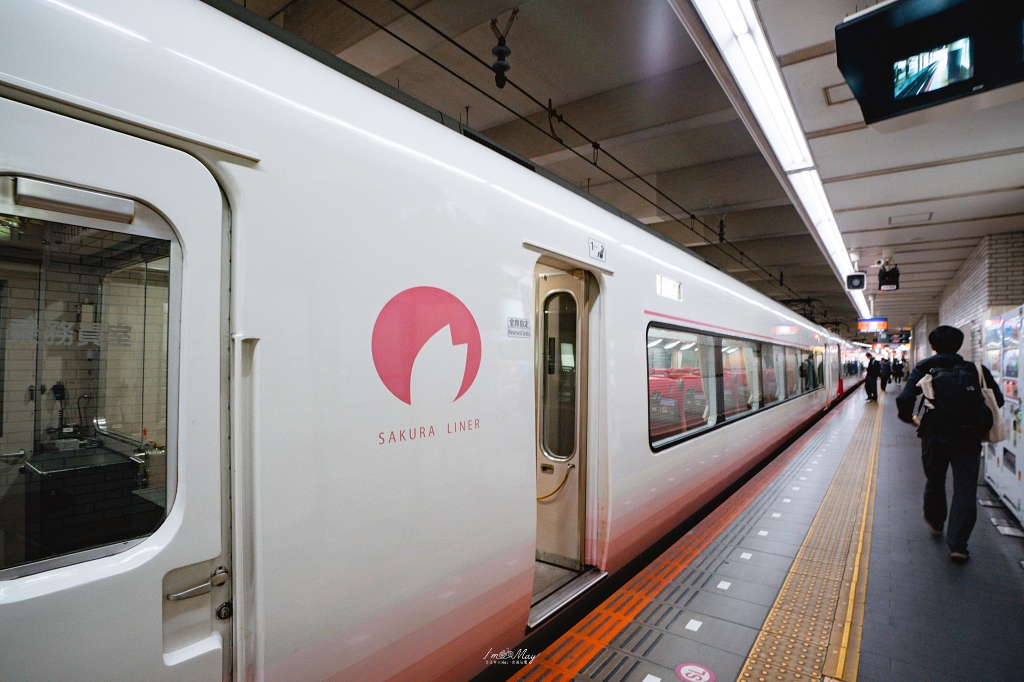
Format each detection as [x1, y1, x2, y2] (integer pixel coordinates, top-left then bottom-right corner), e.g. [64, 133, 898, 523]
[990, 308, 1024, 523]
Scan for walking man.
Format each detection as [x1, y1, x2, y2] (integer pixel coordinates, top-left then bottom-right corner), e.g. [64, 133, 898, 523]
[865, 353, 879, 402]
[896, 326, 1002, 563]
[880, 358, 892, 392]
[893, 359, 904, 385]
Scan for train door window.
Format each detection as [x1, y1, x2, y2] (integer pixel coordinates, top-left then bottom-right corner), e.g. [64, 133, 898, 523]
[647, 326, 717, 447]
[762, 344, 786, 404]
[785, 347, 801, 397]
[542, 292, 577, 459]
[721, 340, 760, 418]
[0, 212, 171, 574]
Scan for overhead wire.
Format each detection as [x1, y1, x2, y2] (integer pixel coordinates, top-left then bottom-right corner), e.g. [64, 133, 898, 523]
[380, 0, 813, 304]
[331, 0, 812, 306]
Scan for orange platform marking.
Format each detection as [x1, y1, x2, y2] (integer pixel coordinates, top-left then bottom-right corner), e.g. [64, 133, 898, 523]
[512, 405, 849, 681]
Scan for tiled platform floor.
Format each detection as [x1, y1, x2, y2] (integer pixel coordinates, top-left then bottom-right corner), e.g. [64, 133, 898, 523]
[858, 386, 1024, 682]
[509, 385, 1024, 682]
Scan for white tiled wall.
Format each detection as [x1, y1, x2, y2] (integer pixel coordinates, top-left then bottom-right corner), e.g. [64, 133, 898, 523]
[939, 233, 1024, 362]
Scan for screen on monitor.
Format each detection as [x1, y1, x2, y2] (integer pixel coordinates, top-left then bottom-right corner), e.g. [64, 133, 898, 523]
[893, 37, 973, 99]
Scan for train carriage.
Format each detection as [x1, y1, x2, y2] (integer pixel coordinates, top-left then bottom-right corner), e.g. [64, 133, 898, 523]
[0, 2, 859, 681]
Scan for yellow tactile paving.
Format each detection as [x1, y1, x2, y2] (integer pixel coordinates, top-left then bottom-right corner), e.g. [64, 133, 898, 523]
[737, 397, 882, 682]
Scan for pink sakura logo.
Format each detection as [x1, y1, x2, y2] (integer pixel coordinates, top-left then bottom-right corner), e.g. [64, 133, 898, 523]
[371, 287, 482, 405]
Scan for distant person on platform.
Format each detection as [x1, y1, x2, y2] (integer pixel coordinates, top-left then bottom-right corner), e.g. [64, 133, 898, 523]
[896, 326, 1002, 564]
[865, 353, 879, 402]
[893, 359, 904, 385]
[880, 358, 892, 391]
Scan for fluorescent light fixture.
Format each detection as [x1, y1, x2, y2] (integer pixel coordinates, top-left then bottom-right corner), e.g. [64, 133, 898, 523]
[690, 0, 812, 172]
[788, 169, 871, 319]
[851, 290, 870, 319]
[680, 342, 696, 351]
[648, 339, 664, 348]
[788, 170, 848, 273]
[665, 340, 682, 349]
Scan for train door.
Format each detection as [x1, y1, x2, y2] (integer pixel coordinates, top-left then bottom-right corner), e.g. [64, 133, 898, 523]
[532, 261, 593, 610]
[0, 99, 228, 680]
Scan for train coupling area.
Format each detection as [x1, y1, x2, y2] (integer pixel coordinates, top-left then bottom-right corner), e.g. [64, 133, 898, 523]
[502, 388, 1024, 682]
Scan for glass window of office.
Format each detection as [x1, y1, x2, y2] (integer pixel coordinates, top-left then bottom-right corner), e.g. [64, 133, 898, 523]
[0, 214, 171, 575]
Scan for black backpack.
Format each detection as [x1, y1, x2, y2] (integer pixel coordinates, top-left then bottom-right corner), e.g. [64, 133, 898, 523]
[919, 363, 993, 438]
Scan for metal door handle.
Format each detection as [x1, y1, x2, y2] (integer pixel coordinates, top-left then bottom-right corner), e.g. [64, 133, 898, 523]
[167, 567, 228, 601]
[0, 449, 26, 465]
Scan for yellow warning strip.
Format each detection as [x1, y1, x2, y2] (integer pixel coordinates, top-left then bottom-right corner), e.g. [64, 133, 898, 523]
[834, 394, 882, 679]
[737, 396, 882, 682]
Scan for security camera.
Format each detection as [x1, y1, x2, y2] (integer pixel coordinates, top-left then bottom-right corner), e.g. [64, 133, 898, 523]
[874, 258, 885, 267]
[846, 272, 867, 290]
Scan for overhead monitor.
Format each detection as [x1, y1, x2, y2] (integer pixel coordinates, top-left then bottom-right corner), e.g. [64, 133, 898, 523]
[836, 0, 1024, 124]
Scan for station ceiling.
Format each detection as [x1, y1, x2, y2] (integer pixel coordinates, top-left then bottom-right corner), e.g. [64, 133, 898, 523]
[755, 0, 1024, 332]
[232, 0, 1024, 336]
[233, 0, 858, 333]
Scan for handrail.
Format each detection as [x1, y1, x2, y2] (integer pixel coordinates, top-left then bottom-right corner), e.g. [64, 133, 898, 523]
[537, 463, 575, 500]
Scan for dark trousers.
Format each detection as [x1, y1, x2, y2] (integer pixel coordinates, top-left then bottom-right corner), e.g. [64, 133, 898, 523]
[865, 377, 878, 400]
[921, 436, 981, 552]
[880, 376, 889, 391]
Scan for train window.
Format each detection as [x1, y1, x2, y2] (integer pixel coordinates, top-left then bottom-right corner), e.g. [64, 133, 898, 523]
[811, 350, 824, 390]
[798, 351, 810, 392]
[784, 347, 801, 396]
[0, 213, 171, 574]
[799, 350, 824, 391]
[721, 340, 760, 418]
[541, 292, 577, 460]
[647, 327, 717, 447]
[762, 345, 786, 404]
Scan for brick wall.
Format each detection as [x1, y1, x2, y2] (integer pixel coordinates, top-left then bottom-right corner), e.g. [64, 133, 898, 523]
[988, 233, 1024, 309]
[938, 232, 1024, 362]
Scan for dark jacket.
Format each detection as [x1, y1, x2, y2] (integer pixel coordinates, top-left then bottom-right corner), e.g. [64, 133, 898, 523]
[880, 360, 892, 379]
[896, 353, 1003, 437]
[866, 359, 880, 379]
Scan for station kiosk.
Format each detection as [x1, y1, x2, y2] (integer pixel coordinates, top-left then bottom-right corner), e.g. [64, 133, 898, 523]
[985, 309, 1024, 523]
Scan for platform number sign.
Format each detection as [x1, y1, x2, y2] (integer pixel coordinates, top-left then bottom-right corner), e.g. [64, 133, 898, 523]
[675, 662, 715, 682]
[589, 238, 606, 262]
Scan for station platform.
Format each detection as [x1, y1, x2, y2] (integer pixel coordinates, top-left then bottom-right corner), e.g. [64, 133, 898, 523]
[510, 387, 1024, 682]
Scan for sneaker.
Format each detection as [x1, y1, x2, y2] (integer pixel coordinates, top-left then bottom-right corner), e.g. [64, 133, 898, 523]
[949, 550, 970, 564]
[923, 513, 943, 535]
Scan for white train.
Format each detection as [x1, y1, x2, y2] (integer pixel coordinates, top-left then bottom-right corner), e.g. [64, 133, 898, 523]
[0, 2, 859, 681]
